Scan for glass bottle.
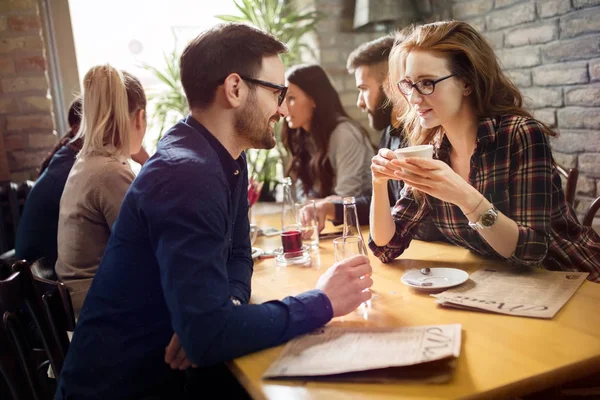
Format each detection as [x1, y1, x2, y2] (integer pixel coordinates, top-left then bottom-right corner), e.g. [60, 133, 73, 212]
[342, 196, 368, 255]
[281, 177, 299, 234]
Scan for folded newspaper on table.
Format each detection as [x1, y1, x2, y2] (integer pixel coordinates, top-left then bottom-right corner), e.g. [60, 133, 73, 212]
[432, 267, 588, 319]
[263, 324, 461, 382]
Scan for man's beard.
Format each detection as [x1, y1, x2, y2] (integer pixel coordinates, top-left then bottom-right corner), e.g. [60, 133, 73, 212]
[234, 97, 278, 150]
[368, 88, 393, 131]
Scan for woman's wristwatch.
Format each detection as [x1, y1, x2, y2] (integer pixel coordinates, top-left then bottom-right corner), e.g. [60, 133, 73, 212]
[468, 206, 499, 230]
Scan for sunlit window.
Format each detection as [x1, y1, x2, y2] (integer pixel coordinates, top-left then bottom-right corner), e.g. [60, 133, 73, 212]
[69, 0, 237, 156]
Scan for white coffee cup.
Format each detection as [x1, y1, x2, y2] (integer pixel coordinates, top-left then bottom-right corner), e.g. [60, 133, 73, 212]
[393, 144, 434, 160]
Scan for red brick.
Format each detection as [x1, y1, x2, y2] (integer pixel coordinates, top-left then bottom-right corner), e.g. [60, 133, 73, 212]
[6, 114, 54, 132]
[1, 76, 48, 92]
[9, 170, 33, 182]
[3, 134, 24, 151]
[0, 97, 19, 114]
[0, 57, 15, 75]
[14, 55, 45, 72]
[8, 16, 40, 32]
[28, 132, 57, 148]
[0, 36, 43, 54]
[20, 96, 51, 112]
[0, 0, 36, 13]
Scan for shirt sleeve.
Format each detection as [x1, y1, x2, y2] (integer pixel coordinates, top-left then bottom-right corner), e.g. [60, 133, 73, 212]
[368, 186, 429, 263]
[227, 165, 252, 303]
[329, 121, 374, 197]
[505, 119, 553, 265]
[96, 162, 135, 231]
[145, 162, 333, 367]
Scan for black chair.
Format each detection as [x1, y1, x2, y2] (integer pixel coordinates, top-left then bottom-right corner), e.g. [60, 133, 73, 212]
[1, 310, 48, 400]
[0, 259, 71, 400]
[0, 180, 34, 255]
[0, 269, 54, 400]
[0, 182, 19, 254]
[29, 259, 75, 358]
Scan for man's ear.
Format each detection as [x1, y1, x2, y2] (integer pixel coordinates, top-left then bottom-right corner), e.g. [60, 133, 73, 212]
[223, 74, 244, 108]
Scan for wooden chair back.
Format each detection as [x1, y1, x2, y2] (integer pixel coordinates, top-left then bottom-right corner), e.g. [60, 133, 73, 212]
[556, 164, 579, 207]
[583, 197, 600, 228]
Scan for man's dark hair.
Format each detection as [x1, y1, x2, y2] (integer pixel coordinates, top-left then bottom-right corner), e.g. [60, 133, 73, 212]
[346, 35, 395, 73]
[67, 96, 82, 127]
[180, 23, 287, 109]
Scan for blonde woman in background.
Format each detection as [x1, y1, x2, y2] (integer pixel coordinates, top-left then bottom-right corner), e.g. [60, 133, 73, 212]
[55, 64, 149, 315]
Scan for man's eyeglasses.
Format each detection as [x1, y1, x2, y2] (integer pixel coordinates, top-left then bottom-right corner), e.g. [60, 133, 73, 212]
[397, 74, 455, 96]
[239, 76, 288, 107]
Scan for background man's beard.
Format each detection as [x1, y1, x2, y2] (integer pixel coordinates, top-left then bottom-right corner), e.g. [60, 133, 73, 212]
[369, 90, 393, 131]
[234, 103, 277, 150]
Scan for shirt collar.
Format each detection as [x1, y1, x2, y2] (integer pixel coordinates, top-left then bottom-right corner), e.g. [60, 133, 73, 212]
[387, 124, 403, 138]
[185, 115, 244, 187]
[439, 116, 499, 157]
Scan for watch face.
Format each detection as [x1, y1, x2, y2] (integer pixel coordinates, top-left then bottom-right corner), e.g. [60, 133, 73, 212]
[481, 210, 497, 227]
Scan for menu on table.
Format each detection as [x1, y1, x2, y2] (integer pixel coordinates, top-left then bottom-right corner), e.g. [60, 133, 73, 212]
[263, 324, 461, 383]
[432, 267, 588, 319]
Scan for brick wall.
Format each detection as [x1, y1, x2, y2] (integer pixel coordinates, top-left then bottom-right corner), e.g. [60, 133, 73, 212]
[308, 0, 599, 226]
[308, 0, 451, 145]
[0, 0, 56, 182]
[452, 0, 600, 226]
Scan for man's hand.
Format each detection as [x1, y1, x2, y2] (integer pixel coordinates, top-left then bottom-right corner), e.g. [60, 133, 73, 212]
[315, 254, 373, 317]
[165, 333, 197, 370]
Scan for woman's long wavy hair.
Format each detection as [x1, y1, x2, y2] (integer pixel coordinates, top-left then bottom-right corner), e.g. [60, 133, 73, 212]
[76, 64, 146, 159]
[282, 64, 372, 198]
[388, 20, 556, 150]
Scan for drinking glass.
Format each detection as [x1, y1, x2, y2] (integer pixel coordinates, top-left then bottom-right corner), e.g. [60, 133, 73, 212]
[249, 223, 258, 246]
[333, 236, 371, 309]
[333, 236, 366, 261]
[296, 200, 319, 250]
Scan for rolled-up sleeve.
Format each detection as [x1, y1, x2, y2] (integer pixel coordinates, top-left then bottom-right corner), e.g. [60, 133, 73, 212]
[506, 119, 553, 266]
[368, 186, 429, 263]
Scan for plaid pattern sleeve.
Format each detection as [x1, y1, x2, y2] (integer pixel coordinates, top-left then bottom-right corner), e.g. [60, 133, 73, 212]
[368, 186, 430, 263]
[505, 118, 553, 265]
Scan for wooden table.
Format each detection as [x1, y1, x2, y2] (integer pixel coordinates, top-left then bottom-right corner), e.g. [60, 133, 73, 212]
[229, 206, 600, 400]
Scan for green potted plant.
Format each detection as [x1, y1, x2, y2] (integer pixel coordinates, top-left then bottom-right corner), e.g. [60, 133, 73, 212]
[216, 0, 322, 201]
[141, 48, 188, 145]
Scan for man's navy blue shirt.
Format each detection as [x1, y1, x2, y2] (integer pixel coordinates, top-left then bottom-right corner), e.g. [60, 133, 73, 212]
[56, 116, 333, 399]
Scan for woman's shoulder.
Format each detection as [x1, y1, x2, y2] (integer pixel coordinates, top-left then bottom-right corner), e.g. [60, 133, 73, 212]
[494, 114, 551, 142]
[330, 117, 365, 140]
[76, 154, 134, 182]
[496, 114, 547, 130]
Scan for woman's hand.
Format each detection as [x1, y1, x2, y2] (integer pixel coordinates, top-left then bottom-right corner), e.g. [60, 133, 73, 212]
[393, 157, 473, 208]
[132, 146, 150, 166]
[371, 149, 403, 186]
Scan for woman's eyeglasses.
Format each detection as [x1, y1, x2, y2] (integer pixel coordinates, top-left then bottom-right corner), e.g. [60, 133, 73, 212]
[397, 74, 455, 96]
[239, 76, 288, 107]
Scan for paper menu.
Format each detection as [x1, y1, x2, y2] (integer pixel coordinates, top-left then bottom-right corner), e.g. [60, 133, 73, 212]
[263, 324, 461, 379]
[432, 267, 588, 319]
